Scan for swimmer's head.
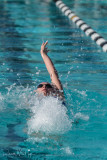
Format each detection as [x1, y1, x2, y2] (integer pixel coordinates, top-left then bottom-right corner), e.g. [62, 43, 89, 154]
[35, 82, 54, 96]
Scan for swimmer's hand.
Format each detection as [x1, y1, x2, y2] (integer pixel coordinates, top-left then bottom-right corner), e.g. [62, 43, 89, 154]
[40, 41, 49, 56]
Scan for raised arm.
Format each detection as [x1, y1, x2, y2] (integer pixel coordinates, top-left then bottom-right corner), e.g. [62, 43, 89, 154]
[40, 41, 63, 91]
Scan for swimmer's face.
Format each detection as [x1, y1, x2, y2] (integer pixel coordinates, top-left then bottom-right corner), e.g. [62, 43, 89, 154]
[36, 82, 54, 96]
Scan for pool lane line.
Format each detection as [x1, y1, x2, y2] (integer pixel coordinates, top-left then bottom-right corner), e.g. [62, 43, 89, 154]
[53, 0, 107, 52]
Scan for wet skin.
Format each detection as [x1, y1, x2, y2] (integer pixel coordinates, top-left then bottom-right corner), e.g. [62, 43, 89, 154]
[36, 82, 54, 96]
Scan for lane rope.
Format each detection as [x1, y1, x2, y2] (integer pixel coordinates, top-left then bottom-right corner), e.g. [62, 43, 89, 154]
[53, 0, 107, 52]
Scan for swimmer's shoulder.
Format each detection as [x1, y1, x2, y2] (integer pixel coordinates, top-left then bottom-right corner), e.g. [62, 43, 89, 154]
[51, 83, 64, 95]
[51, 83, 66, 106]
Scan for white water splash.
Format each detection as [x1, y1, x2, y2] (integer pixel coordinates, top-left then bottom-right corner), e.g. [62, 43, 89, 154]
[61, 146, 74, 155]
[74, 112, 89, 121]
[27, 96, 72, 135]
[0, 85, 89, 136]
[0, 92, 5, 110]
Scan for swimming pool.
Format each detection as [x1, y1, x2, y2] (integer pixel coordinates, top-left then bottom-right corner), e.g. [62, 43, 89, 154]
[0, 0, 107, 159]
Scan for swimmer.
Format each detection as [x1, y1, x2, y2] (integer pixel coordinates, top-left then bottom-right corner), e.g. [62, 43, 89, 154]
[35, 41, 64, 101]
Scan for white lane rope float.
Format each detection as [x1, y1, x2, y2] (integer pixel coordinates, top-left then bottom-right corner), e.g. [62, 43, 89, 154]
[53, 0, 107, 52]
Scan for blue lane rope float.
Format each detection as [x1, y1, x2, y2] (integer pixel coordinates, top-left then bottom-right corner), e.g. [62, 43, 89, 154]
[53, 0, 107, 52]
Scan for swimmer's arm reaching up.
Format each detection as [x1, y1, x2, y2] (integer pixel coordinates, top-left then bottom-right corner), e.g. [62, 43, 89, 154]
[40, 41, 63, 91]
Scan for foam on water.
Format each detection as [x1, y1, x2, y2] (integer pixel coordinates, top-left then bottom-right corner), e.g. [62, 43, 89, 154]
[0, 84, 91, 157]
[1, 84, 72, 137]
[27, 95, 72, 135]
[74, 112, 89, 121]
[0, 93, 5, 111]
[0, 84, 89, 139]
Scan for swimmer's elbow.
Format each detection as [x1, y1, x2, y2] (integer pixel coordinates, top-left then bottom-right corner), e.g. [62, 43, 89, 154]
[50, 70, 58, 78]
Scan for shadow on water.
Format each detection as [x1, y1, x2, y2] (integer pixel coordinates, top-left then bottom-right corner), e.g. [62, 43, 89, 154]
[6, 123, 25, 142]
[0, 1, 32, 86]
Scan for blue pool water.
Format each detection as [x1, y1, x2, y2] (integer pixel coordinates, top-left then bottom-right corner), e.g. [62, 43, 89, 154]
[0, 0, 107, 159]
